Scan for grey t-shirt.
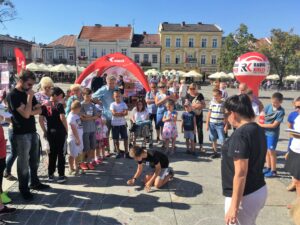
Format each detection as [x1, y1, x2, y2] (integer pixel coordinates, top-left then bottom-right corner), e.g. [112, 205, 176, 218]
[80, 102, 98, 133]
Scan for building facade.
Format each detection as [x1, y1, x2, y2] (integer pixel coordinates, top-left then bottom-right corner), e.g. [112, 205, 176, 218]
[76, 24, 133, 67]
[159, 22, 223, 74]
[31, 43, 44, 62]
[42, 35, 77, 65]
[131, 32, 161, 70]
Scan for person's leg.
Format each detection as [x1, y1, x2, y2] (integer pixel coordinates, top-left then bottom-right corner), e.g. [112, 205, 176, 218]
[191, 138, 195, 152]
[209, 123, 218, 153]
[29, 133, 41, 186]
[47, 132, 58, 177]
[15, 134, 31, 193]
[0, 158, 5, 193]
[165, 139, 170, 153]
[153, 114, 160, 140]
[68, 156, 75, 172]
[185, 138, 190, 151]
[106, 120, 112, 153]
[112, 126, 120, 155]
[216, 123, 225, 146]
[171, 138, 176, 152]
[56, 134, 66, 177]
[196, 116, 204, 149]
[154, 169, 174, 188]
[5, 127, 17, 177]
[265, 151, 271, 169]
[120, 125, 129, 154]
[295, 179, 300, 197]
[270, 151, 277, 172]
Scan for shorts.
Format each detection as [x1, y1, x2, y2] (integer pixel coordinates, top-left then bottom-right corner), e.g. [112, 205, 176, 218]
[266, 135, 278, 151]
[159, 167, 171, 180]
[83, 132, 96, 152]
[209, 122, 225, 144]
[112, 125, 128, 140]
[184, 130, 195, 140]
[68, 139, 83, 158]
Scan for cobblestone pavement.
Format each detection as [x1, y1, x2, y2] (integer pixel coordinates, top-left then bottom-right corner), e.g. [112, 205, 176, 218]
[1, 84, 299, 225]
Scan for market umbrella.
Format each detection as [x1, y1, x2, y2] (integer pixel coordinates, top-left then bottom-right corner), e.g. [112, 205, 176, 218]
[162, 70, 169, 76]
[26, 63, 47, 72]
[50, 64, 69, 73]
[266, 74, 280, 80]
[66, 65, 77, 73]
[177, 70, 186, 76]
[208, 72, 232, 80]
[169, 69, 177, 75]
[183, 70, 203, 78]
[284, 75, 300, 81]
[145, 68, 159, 76]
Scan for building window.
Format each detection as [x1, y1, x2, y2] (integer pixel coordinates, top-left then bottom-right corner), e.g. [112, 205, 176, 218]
[175, 54, 181, 64]
[211, 55, 217, 65]
[143, 54, 149, 62]
[80, 48, 86, 57]
[92, 48, 97, 58]
[101, 49, 106, 56]
[212, 38, 218, 48]
[134, 54, 140, 63]
[188, 38, 194, 48]
[176, 38, 181, 48]
[165, 54, 170, 64]
[47, 51, 53, 60]
[165, 37, 171, 48]
[152, 54, 158, 64]
[7, 48, 13, 57]
[58, 51, 63, 59]
[121, 49, 127, 55]
[69, 52, 74, 60]
[201, 55, 206, 65]
[201, 38, 207, 48]
[110, 49, 115, 54]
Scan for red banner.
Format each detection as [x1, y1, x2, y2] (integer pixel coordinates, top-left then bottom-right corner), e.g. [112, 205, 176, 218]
[14, 48, 26, 75]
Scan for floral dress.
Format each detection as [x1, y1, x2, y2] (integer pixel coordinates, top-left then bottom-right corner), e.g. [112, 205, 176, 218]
[162, 110, 178, 139]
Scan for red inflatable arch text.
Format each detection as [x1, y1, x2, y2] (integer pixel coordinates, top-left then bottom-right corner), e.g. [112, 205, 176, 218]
[75, 52, 150, 92]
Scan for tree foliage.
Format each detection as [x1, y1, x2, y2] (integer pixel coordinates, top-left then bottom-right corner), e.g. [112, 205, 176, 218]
[0, 0, 16, 24]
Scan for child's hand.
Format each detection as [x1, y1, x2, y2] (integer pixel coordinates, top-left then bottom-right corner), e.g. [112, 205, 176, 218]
[75, 138, 80, 146]
[127, 179, 135, 186]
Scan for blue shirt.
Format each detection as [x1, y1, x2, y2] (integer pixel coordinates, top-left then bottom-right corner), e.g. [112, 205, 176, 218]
[182, 111, 195, 131]
[92, 85, 117, 120]
[145, 91, 157, 114]
[287, 111, 299, 150]
[156, 92, 167, 114]
[264, 104, 285, 137]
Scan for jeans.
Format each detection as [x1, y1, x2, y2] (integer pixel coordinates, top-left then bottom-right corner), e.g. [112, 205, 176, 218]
[14, 132, 40, 193]
[47, 130, 66, 177]
[209, 122, 225, 144]
[5, 127, 17, 175]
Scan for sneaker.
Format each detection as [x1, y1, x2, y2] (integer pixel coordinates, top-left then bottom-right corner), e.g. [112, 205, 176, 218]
[0, 206, 16, 214]
[264, 171, 277, 178]
[79, 162, 88, 170]
[125, 153, 132, 159]
[30, 183, 50, 190]
[105, 152, 111, 157]
[48, 175, 55, 182]
[21, 191, 34, 201]
[87, 163, 95, 170]
[186, 150, 191, 154]
[1, 192, 12, 204]
[211, 152, 220, 159]
[57, 176, 66, 184]
[115, 153, 122, 159]
[286, 182, 296, 192]
[4, 173, 18, 181]
[95, 158, 103, 164]
[263, 167, 271, 174]
[68, 170, 76, 176]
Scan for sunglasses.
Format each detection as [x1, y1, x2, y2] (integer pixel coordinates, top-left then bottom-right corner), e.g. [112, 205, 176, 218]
[189, 88, 195, 90]
[159, 86, 166, 88]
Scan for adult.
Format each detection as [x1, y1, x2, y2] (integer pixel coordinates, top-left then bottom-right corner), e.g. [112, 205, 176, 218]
[6, 70, 50, 200]
[91, 75, 104, 93]
[118, 75, 125, 95]
[238, 83, 264, 113]
[127, 145, 174, 192]
[150, 75, 159, 84]
[220, 82, 229, 100]
[34, 76, 54, 104]
[155, 82, 177, 141]
[160, 75, 167, 84]
[179, 79, 188, 105]
[185, 83, 206, 151]
[145, 82, 160, 140]
[92, 75, 118, 154]
[222, 94, 267, 225]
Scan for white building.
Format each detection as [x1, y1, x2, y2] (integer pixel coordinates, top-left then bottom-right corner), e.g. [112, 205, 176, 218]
[131, 32, 161, 70]
[76, 24, 133, 67]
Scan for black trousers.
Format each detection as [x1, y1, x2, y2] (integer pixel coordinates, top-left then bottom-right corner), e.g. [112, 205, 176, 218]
[195, 115, 204, 145]
[0, 157, 5, 192]
[47, 130, 66, 177]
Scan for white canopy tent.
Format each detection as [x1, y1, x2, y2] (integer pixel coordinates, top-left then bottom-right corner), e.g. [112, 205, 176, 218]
[182, 70, 203, 78]
[266, 74, 280, 80]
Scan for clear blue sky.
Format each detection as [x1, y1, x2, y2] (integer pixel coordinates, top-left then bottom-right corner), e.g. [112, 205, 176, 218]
[2, 0, 300, 44]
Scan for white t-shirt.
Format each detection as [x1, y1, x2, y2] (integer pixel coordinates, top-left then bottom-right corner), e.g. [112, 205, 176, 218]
[132, 107, 149, 122]
[290, 115, 300, 154]
[179, 84, 187, 97]
[252, 102, 260, 116]
[110, 101, 128, 126]
[67, 112, 83, 142]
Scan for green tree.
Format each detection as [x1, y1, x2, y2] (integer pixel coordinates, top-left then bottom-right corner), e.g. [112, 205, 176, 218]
[218, 24, 255, 72]
[0, 0, 16, 25]
[256, 29, 300, 86]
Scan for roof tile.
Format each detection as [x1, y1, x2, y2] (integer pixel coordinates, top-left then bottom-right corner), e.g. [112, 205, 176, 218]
[78, 26, 132, 41]
[48, 35, 77, 47]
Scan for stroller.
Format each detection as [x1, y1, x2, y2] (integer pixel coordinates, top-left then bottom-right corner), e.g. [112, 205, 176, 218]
[129, 120, 153, 148]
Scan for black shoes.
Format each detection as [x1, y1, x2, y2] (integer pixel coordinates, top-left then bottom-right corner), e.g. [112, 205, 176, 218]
[29, 183, 50, 190]
[0, 206, 17, 214]
[21, 191, 34, 201]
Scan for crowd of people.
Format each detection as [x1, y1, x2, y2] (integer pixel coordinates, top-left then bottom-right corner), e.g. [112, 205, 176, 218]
[0, 71, 299, 224]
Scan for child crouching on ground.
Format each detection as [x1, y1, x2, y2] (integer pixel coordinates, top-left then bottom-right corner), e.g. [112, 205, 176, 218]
[67, 100, 84, 175]
[95, 116, 108, 162]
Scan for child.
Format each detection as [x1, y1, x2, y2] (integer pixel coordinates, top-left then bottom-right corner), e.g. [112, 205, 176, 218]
[39, 87, 68, 183]
[246, 89, 261, 119]
[80, 88, 99, 170]
[181, 101, 197, 155]
[162, 100, 178, 154]
[65, 84, 82, 116]
[110, 90, 129, 159]
[67, 100, 84, 175]
[206, 89, 227, 158]
[0, 115, 16, 213]
[259, 92, 285, 178]
[95, 116, 108, 162]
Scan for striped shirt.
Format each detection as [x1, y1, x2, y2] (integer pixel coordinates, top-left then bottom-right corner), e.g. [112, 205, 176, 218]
[209, 100, 225, 124]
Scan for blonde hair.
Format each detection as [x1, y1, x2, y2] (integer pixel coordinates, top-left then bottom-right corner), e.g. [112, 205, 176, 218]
[71, 100, 81, 110]
[70, 84, 81, 92]
[40, 77, 54, 90]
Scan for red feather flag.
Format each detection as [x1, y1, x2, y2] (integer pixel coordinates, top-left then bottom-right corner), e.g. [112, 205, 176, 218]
[14, 48, 26, 75]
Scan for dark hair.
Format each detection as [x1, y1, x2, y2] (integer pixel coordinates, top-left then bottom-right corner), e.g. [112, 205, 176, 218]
[212, 88, 222, 96]
[272, 92, 283, 102]
[113, 90, 121, 95]
[166, 99, 175, 107]
[129, 145, 146, 158]
[295, 97, 300, 102]
[50, 87, 65, 98]
[136, 99, 146, 112]
[82, 87, 92, 95]
[224, 94, 255, 119]
[19, 70, 36, 82]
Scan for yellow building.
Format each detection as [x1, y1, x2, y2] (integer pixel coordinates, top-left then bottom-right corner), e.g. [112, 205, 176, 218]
[159, 22, 223, 75]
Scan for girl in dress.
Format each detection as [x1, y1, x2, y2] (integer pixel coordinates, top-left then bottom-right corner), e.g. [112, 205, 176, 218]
[95, 116, 109, 162]
[162, 100, 178, 154]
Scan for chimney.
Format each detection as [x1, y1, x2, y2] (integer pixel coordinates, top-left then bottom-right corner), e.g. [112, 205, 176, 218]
[95, 24, 102, 27]
[115, 24, 119, 27]
[181, 21, 185, 26]
[128, 24, 131, 27]
[143, 31, 147, 35]
[198, 22, 202, 25]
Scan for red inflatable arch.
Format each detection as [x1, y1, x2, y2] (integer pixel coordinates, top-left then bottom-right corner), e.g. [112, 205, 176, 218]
[75, 52, 150, 92]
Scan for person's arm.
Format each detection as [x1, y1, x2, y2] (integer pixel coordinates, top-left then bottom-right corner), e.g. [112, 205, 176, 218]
[155, 95, 169, 106]
[145, 94, 155, 104]
[60, 114, 68, 132]
[70, 124, 80, 145]
[259, 120, 280, 129]
[38, 115, 47, 137]
[206, 111, 211, 131]
[162, 112, 170, 122]
[225, 158, 249, 225]
[127, 163, 143, 185]
[31, 104, 42, 115]
[16, 90, 34, 119]
[193, 116, 197, 134]
[258, 100, 264, 113]
[145, 162, 162, 192]
[181, 119, 184, 133]
[172, 112, 177, 122]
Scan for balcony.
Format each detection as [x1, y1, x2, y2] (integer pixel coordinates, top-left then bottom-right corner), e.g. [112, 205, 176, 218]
[77, 56, 88, 61]
[53, 58, 67, 64]
[141, 61, 152, 67]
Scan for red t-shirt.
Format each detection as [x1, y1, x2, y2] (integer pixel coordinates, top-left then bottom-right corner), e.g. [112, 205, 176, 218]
[0, 125, 6, 159]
